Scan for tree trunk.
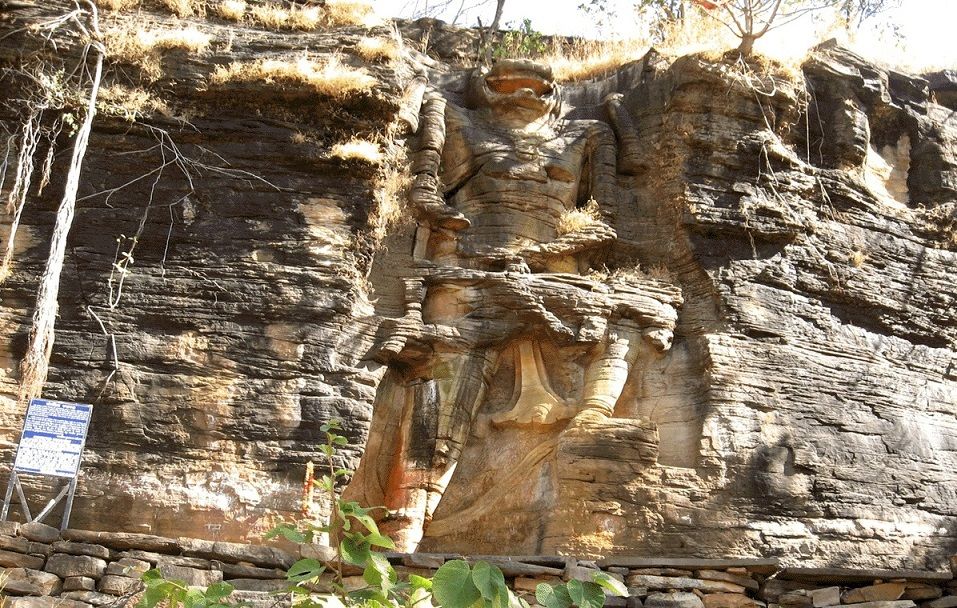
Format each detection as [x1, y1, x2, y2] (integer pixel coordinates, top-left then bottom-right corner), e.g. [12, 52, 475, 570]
[480, 0, 506, 64]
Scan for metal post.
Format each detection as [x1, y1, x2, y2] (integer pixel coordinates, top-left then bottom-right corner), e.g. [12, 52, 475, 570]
[14, 474, 32, 521]
[1, 470, 15, 521]
[61, 477, 77, 530]
[34, 481, 71, 524]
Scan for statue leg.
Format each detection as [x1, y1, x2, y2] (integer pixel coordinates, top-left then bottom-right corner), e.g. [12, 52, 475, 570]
[492, 340, 576, 428]
[572, 328, 641, 425]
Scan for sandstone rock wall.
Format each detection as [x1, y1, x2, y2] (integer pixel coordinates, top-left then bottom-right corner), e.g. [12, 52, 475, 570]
[0, 2, 955, 569]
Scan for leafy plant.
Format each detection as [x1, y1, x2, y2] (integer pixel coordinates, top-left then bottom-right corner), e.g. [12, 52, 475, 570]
[493, 19, 548, 59]
[536, 571, 628, 608]
[139, 570, 237, 608]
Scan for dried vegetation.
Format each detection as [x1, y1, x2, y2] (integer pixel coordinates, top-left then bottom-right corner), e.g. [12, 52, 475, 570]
[557, 197, 602, 235]
[329, 138, 383, 164]
[210, 56, 377, 98]
[105, 24, 212, 79]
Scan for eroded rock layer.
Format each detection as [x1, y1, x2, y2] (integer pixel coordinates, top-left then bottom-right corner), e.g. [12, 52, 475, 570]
[0, 3, 955, 568]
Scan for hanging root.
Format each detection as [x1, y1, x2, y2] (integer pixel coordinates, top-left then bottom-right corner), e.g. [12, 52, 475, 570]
[0, 109, 43, 283]
[18, 1, 105, 404]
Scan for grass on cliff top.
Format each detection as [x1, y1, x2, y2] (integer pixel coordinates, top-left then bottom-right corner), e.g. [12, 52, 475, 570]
[356, 37, 401, 63]
[106, 24, 212, 80]
[210, 55, 377, 98]
[213, 0, 380, 29]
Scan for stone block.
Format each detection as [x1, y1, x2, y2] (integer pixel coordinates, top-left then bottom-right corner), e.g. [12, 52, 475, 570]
[627, 575, 746, 595]
[635, 569, 696, 578]
[45, 554, 108, 579]
[402, 554, 445, 569]
[64, 576, 97, 591]
[97, 574, 142, 596]
[566, 564, 603, 582]
[844, 584, 906, 604]
[62, 591, 127, 606]
[926, 597, 957, 608]
[226, 578, 293, 592]
[231, 590, 289, 608]
[157, 563, 223, 587]
[627, 597, 644, 608]
[179, 538, 292, 569]
[3, 597, 92, 608]
[1, 567, 63, 596]
[62, 530, 178, 553]
[809, 587, 841, 607]
[839, 603, 914, 608]
[696, 571, 760, 592]
[703, 594, 760, 608]
[215, 561, 286, 580]
[514, 577, 560, 592]
[106, 557, 151, 577]
[0, 522, 20, 536]
[0, 535, 51, 557]
[0, 548, 45, 569]
[779, 591, 812, 608]
[299, 544, 335, 562]
[19, 523, 59, 544]
[645, 592, 705, 608]
[760, 580, 816, 603]
[117, 550, 208, 569]
[901, 584, 942, 601]
[950, 557, 957, 577]
[51, 541, 111, 560]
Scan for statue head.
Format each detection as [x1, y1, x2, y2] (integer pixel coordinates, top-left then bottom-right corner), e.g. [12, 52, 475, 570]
[466, 59, 562, 123]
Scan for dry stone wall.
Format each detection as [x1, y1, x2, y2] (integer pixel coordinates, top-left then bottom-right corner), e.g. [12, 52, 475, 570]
[1, 524, 956, 608]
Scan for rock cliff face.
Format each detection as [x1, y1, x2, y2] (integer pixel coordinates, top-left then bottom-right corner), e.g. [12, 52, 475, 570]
[1, 3, 955, 568]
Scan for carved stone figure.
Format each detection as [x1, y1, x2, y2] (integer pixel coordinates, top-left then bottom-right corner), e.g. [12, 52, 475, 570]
[345, 60, 682, 551]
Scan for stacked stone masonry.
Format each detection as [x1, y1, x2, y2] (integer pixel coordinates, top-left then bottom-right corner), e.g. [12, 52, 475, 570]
[1, 524, 956, 608]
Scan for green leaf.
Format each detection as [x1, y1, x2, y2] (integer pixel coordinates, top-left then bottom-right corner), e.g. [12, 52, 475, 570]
[366, 532, 395, 549]
[363, 552, 397, 593]
[287, 558, 325, 583]
[204, 582, 234, 602]
[433, 560, 482, 608]
[536, 583, 573, 608]
[340, 536, 371, 566]
[264, 523, 307, 543]
[591, 572, 628, 597]
[567, 580, 605, 608]
[333, 436, 348, 445]
[472, 561, 508, 608]
[409, 574, 433, 591]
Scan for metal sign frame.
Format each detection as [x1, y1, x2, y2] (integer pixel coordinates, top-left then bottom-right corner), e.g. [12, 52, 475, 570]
[1, 398, 93, 530]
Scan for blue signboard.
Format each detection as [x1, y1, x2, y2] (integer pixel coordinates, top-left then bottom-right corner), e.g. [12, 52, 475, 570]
[13, 399, 92, 479]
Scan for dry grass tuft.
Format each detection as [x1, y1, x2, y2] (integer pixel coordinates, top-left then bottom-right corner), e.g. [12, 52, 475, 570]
[544, 38, 649, 82]
[246, 1, 376, 31]
[356, 37, 400, 63]
[329, 138, 383, 164]
[97, 84, 170, 122]
[96, 0, 140, 10]
[157, 0, 203, 18]
[325, 0, 380, 27]
[210, 55, 377, 98]
[215, 0, 246, 21]
[106, 25, 212, 79]
[557, 197, 602, 235]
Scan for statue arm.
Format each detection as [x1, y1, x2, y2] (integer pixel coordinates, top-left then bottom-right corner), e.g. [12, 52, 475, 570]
[409, 91, 470, 229]
[605, 93, 644, 175]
